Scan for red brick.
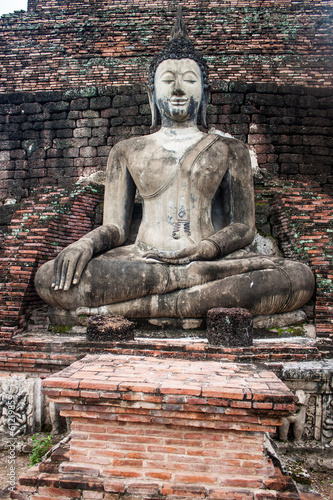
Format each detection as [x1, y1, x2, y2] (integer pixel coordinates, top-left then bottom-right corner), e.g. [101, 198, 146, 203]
[102, 468, 142, 478]
[103, 481, 126, 493]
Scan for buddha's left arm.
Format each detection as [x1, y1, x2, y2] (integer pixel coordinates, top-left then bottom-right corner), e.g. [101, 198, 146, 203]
[205, 140, 255, 257]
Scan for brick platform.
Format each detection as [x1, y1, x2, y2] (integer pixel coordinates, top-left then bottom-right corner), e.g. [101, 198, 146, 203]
[14, 354, 300, 499]
[0, 334, 323, 377]
[15, 354, 300, 499]
[17, 441, 305, 500]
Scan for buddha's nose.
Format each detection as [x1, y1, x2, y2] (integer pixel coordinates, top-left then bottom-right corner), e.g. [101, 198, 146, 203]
[172, 76, 185, 95]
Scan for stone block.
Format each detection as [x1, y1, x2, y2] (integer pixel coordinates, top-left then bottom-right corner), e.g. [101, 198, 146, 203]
[280, 163, 299, 175]
[92, 127, 108, 137]
[56, 129, 73, 138]
[97, 146, 111, 156]
[43, 101, 70, 112]
[246, 93, 283, 106]
[63, 147, 79, 158]
[86, 315, 135, 341]
[10, 150, 26, 159]
[77, 118, 109, 128]
[139, 104, 150, 115]
[74, 127, 92, 138]
[47, 148, 62, 158]
[80, 146, 97, 158]
[299, 95, 319, 109]
[0, 140, 21, 149]
[206, 307, 253, 347]
[20, 102, 43, 114]
[0, 375, 42, 435]
[89, 137, 105, 147]
[70, 98, 89, 111]
[0, 151, 11, 161]
[0, 170, 14, 180]
[112, 95, 137, 108]
[22, 130, 40, 139]
[90, 96, 112, 110]
[212, 93, 243, 105]
[82, 110, 100, 118]
[68, 110, 83, 119]
[123, 115, 136, 126]
[101, 108, 119, 118]
[32, 122, 45, 131]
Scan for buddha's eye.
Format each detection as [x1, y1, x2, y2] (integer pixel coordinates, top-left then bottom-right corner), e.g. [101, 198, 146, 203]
[162, 79, 175, 84]
[183, 72, 198, 84]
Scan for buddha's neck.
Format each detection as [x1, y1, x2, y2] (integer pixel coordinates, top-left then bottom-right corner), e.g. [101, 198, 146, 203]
[155, 127, 203, 160]
[157, 125, 203, 143]
[156, 126, 204, 155]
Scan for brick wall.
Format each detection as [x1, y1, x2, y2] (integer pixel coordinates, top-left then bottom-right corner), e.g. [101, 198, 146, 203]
[0, 183, 103, 337]
[255, 178, 333, 338]
[1, 0, 332, 92]
[0, 83, 332, 205]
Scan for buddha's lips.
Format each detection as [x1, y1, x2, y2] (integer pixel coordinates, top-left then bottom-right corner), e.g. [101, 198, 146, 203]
[169, 98, 188, 106]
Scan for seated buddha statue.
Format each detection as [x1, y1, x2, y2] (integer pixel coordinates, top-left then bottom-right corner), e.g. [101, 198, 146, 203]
[35, 9, 315, 320]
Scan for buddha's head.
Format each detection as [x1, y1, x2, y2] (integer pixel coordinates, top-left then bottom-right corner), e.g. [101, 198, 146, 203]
[148, 6, 209, 128]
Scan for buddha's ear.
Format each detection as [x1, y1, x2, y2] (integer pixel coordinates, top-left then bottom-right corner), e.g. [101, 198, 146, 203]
[200, 87, 210, 129]
[147, 87, 158, 129]
[199, 88, 210, 128]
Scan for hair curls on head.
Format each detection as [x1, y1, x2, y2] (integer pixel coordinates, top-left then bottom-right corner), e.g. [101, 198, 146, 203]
[148, 39, 209, 91]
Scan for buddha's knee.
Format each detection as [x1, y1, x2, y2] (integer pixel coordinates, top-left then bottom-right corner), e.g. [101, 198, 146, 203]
[278, 260, 315, 313]
[35, 261, 56, 306]
[175, 260, 315, 317]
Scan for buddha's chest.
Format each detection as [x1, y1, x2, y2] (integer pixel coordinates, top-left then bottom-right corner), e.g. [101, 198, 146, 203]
[127, 146, 228, 199]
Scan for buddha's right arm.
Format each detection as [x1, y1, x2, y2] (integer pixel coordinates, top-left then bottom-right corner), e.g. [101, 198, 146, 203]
[52, 143, 135, 291]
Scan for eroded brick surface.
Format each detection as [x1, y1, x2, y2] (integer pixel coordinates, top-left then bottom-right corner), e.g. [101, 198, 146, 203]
[0, 183, 103, 336]
[0, 0, 331, 92]
[0, 335, 322, 376]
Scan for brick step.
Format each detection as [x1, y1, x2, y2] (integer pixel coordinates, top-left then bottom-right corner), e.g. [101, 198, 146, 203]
[0, 334, 323, 377]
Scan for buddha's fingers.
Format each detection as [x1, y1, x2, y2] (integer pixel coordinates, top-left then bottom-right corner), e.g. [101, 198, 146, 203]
[72, 245, 93, 286]
[59, 261, 70, 290]
[54, 254, 78, 291]
[53, 257, 64, 290]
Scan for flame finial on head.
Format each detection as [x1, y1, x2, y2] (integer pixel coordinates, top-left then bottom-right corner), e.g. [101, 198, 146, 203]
[169, 5, 189, 41]
[148, 4, 209, 91]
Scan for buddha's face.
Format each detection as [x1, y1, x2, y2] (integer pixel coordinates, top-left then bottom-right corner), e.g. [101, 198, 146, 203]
[154, 59, 203, 124]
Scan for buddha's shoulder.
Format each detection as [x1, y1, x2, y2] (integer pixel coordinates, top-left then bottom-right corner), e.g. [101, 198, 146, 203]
[209, 131, 248, 151]
[110, 135, 153, 157]
[202, 132, 249, 163]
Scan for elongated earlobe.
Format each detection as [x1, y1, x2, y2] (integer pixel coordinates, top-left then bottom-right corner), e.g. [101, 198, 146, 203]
[147, 87, 158, 129]
[200, 87, 210, 129]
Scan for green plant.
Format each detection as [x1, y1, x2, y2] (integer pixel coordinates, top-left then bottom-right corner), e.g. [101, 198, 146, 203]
[29, 433, 53, 466]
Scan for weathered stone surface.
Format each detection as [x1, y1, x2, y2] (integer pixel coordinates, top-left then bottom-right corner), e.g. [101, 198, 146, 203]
[34, 13, 315, 327]
[253, 310, 307, 330]
[206, 307, 253, 347]
[86, 315, 135, 341]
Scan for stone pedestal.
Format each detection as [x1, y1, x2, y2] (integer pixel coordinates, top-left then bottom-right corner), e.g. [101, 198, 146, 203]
[18, 354, 299, 499]
[207, 307, 253, 346]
